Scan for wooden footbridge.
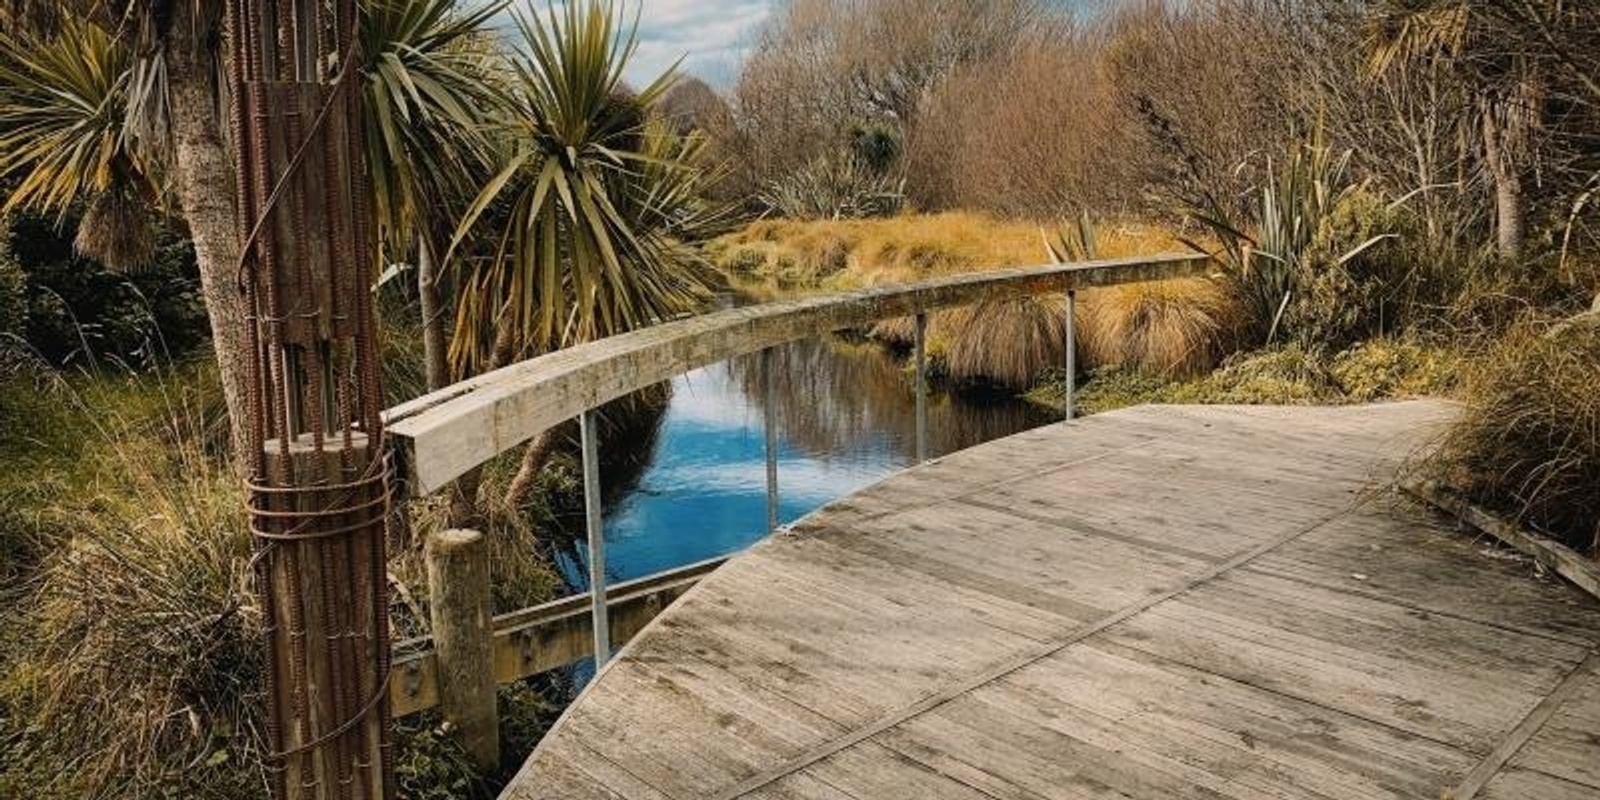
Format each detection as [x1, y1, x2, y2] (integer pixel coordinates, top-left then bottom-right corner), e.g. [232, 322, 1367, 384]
[379, 256, 1600, 799]
[499, 401, 1600, 800]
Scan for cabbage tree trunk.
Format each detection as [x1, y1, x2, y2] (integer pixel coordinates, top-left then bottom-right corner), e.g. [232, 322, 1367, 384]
[417, 236, 449, 391]
[1480, 92, 1525, 261]
[167, 8, 253, 468]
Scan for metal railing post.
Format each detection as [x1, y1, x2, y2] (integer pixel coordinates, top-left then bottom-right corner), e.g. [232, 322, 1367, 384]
[580, 409, 610, 665]
[1064, 290, 1077, 422]
[914, 312, 929, 462]
[763, 347, 780, 534]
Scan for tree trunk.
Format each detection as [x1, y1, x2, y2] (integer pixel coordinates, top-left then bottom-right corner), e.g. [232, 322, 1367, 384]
[167, 19, 254, 470]
[1480, 93, 1525, 261]
[503, 430, 557, 510]
[417, 236, 449, 392]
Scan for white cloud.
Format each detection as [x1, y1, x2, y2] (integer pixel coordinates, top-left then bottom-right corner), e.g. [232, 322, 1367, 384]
[509, 0, 773, 88]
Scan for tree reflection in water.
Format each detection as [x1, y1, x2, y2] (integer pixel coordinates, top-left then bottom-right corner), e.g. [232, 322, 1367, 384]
[544, 293, 1055, 596]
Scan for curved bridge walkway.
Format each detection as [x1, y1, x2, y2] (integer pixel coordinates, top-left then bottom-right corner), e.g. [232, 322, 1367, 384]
[504, 402, 1600, 800]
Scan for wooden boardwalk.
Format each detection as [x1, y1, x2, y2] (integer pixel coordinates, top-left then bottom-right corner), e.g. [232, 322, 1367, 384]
[502, 402, 1600, 800]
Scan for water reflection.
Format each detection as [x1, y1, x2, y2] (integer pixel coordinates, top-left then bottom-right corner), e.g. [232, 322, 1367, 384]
[549, 298, 1056, 590]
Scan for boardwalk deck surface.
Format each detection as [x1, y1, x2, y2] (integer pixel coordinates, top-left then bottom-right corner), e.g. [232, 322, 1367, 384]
[503, 402, 1600, 800]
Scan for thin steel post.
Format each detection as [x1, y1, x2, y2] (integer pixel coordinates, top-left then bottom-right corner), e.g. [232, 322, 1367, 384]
[763, 347, 780, 533]
[914, 312, 929, 462]
[580, 409, 610, 665]
[1064, 290, 1077, 422]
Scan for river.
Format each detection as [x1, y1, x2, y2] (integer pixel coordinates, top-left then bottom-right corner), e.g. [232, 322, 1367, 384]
[549, 289, 1058, 592]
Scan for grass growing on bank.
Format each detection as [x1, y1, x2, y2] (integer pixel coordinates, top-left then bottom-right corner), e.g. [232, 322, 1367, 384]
[710, 213, 1242, 388]
[1027, 338, 1461, 414]
[0, 348, 570, 798]
[707, 211, 1183, 288]
[1424, 321, 1600, 554]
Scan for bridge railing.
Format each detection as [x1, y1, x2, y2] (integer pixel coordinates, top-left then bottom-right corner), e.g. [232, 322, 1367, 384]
[379, 253, 1216, 764]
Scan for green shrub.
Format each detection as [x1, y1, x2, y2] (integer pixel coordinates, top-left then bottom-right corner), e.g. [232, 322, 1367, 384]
[1290, 187, 1406, 350]
[1043, 338, 1459, 415]
[1428, 322, 1600, 553]
[1329, 339, 1459, 401]
[1173, 346, 1342, 405]
[3, 211, 207, 368]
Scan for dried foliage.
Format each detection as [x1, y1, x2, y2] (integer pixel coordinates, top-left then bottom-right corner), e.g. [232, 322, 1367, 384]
[73, 185, 155, 270]
[909, 33, 1138, 217]
[939, 294, 1069, 390]
[1429, 321, 1600, 553]
[709, 212, 1180, 289]
[1079, 279, 1243, 379]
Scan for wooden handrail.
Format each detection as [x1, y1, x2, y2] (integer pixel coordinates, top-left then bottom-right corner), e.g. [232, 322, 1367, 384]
[383, 253, 1215, 496]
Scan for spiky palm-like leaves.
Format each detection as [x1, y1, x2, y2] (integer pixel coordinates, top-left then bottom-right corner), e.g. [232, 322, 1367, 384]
[0, 16, 155, 269]
[362, 0, 506, 253]
[448, 1, 723, 373]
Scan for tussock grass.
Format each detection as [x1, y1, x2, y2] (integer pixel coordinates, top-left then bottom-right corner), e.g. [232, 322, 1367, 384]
[709, 213, 1222, 388]
[1427, 322, 1599, 553]
[1, 367, 268, 799]
[940, 295, 1069, 389]
[1078, 278, 1243, 379]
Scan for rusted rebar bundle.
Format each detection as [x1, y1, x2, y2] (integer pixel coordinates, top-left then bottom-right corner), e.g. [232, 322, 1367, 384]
[223, 0, 394, 797]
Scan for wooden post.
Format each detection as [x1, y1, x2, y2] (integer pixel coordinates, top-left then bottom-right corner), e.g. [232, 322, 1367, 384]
[427, 529, 499, 770]
[580, 410, 611, 664]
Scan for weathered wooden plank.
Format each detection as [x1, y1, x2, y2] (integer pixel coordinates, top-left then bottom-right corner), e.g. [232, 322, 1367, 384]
[385, 255, 1215, 494]
[1477, 767, 1600, 800]
[1098, 568, 1588, 751]
[1407, 481, 1600, 603]
[797, 743, 999, 800]
[968, 641, 1473, 799]
[1246, 510, 1600, 647]
[1501, 658, 1600, 794]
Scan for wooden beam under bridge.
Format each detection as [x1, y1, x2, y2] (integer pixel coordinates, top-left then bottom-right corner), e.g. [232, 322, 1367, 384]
[390, 556, 727, 716]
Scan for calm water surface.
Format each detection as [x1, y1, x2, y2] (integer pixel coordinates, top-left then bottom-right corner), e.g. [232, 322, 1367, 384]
[550, 291, 1057, 591]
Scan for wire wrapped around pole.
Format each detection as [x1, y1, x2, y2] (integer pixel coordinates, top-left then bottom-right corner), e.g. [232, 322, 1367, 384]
[222, 0, 394, 796]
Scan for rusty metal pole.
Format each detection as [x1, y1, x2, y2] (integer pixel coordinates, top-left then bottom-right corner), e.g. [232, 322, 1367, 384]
[225, 0, 395, 797]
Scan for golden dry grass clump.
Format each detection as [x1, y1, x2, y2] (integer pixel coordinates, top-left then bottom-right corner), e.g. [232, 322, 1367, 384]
[939, 294, 1070, 389]
[1077, 278, 1243, 379]
[709, 212, 1239, 387]
[1429, 321, 1600, 554]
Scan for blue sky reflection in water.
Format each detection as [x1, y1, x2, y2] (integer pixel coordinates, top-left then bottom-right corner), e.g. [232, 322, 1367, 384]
[551, 327, 1057, 591]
